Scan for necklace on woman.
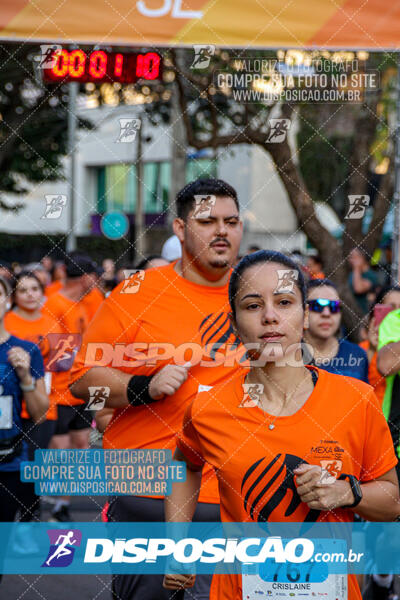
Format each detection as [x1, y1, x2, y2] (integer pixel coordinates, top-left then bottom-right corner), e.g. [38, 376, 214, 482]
[253, 371, 313, 431]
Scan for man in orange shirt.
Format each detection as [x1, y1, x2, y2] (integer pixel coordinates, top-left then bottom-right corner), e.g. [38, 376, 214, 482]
[70, 178, 243, 599]
[43, 253, 98, 521]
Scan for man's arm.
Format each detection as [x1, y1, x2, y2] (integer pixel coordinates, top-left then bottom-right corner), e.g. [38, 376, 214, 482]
[70, 367, 131, 408]
[70, 364, 190, 408]
[377, 342, 400, 376]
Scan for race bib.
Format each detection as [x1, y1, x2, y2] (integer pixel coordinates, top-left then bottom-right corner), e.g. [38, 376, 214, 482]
[0, 391, 13, 429]
[242, 539, 347, 600]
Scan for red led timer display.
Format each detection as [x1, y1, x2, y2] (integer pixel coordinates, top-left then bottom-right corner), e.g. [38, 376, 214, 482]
[42, 49, 162, 84]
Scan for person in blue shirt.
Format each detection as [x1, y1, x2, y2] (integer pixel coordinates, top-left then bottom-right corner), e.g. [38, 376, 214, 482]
[0, 275, 48, 523]
[304, 278, 369, 382]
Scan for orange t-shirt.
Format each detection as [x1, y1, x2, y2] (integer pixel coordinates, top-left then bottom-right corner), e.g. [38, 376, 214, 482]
[43, 291, 89, 406]
[359, 340, 386, 406]
[81, 287, 104, 321]
[311, 270, 325, 280]
[4, 310, 62, 420]
[70, 262, 243, 503]
[45, 280, 63, 297]
[177, 366, 397, 600]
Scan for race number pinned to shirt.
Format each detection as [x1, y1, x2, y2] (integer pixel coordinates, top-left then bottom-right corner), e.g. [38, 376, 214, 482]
[242, 539, 347, 600]
[0, 385, 13, 429]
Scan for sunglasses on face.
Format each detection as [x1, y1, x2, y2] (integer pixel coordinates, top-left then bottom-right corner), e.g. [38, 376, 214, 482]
[307, 298, 342, 314]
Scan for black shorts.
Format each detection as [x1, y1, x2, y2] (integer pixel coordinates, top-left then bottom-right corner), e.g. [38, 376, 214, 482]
[55, 404, 92, 435]
[22, 419, 57, 458]
[108, 496, 220, 600]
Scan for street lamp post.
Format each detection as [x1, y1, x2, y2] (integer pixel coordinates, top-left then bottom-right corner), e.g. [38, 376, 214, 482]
[65, 81, 78, 253]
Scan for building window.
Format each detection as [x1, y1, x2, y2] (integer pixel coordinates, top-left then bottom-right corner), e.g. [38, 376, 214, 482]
[96, 158, 217, 214]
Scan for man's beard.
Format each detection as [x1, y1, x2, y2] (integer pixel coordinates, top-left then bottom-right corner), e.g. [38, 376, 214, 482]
[208, 258, 230, 269]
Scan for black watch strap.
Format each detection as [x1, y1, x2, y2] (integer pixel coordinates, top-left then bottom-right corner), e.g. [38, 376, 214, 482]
[338, 473, 363, 508]
[126, 375, 156, 406]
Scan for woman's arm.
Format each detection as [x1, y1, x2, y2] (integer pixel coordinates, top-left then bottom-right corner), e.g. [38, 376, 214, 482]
[163, 447, 203, 590]
[23, 378, 49, 424]
[353, 467, 400, 521]
[295, 465, 400, 520]
[7, 346, 49, 423]
[165, 447, 203, 521]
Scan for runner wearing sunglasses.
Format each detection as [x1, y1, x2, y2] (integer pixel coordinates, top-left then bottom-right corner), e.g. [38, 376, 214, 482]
[304, 279, 369, 382]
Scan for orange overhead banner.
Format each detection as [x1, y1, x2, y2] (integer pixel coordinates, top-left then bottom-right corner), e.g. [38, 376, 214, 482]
[1, 0, 400, 49]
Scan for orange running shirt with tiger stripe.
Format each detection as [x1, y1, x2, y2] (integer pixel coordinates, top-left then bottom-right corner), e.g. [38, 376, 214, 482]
[70, 262, 244, 503]
[177, 366, 397, 600]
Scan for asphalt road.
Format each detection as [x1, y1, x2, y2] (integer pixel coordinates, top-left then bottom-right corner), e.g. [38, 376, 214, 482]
[2, 496, 113, 600]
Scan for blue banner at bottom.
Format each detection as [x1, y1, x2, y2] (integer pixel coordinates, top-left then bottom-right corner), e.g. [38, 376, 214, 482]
[0, 522, 397, 575]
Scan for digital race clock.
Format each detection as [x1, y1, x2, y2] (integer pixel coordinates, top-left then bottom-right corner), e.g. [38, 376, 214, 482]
[42, 48, 162, 84]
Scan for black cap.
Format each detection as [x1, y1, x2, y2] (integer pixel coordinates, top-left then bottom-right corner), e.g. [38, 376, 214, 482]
[65, 253, 98, 278]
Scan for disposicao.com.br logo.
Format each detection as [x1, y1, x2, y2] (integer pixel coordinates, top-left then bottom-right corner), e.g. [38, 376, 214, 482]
[83, 536, 314, 564]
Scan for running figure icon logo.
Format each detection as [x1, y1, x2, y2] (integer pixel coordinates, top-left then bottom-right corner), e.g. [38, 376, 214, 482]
[42, 529, 82, 567]
[345, 195, 370, 219]
[191, 45, 215, 70]
[117, 118, 141, 143]
[46, 334, 82, 372]
[275, 269, 298, 293]
[42, 195, 67, 219]
[86, 386, 110, 411]
[266, 119, 291, 143]
[37, 44, 62, 69]
[240, 383, 264, 407]
[121, 270, 146, 294]
[192, 195, 216, 219]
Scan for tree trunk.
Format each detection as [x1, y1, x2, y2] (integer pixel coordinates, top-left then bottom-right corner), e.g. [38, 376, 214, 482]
[265, 135, 363, 340]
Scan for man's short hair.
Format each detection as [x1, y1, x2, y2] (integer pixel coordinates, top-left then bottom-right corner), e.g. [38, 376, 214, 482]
[176, 178, 239, 221]
[65, 253, 98, 278]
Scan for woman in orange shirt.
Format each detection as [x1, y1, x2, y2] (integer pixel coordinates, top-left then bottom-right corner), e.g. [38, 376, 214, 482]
[164, 250, 399, 600]
[5, 271, 61, 517]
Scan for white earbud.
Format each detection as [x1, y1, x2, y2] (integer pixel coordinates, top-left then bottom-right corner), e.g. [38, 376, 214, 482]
[5, 302, 11, 311]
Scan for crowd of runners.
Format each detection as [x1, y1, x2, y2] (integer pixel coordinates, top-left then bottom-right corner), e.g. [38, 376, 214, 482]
[0, 178, 399, 599]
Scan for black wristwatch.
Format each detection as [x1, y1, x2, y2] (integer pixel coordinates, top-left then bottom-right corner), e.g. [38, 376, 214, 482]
[338, 474, 363, 508]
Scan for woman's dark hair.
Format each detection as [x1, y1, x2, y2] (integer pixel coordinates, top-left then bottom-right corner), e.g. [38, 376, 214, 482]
[374, 285, 400, 306]
[136, 255, 165, 271]
[0, 275, 10, 297]
[228, 250, 306, 318]
[308, 254, 322, 266]
[307, 278, 338, 294]
[176, 178, 239, 221]
[12, 271, 45, 297]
